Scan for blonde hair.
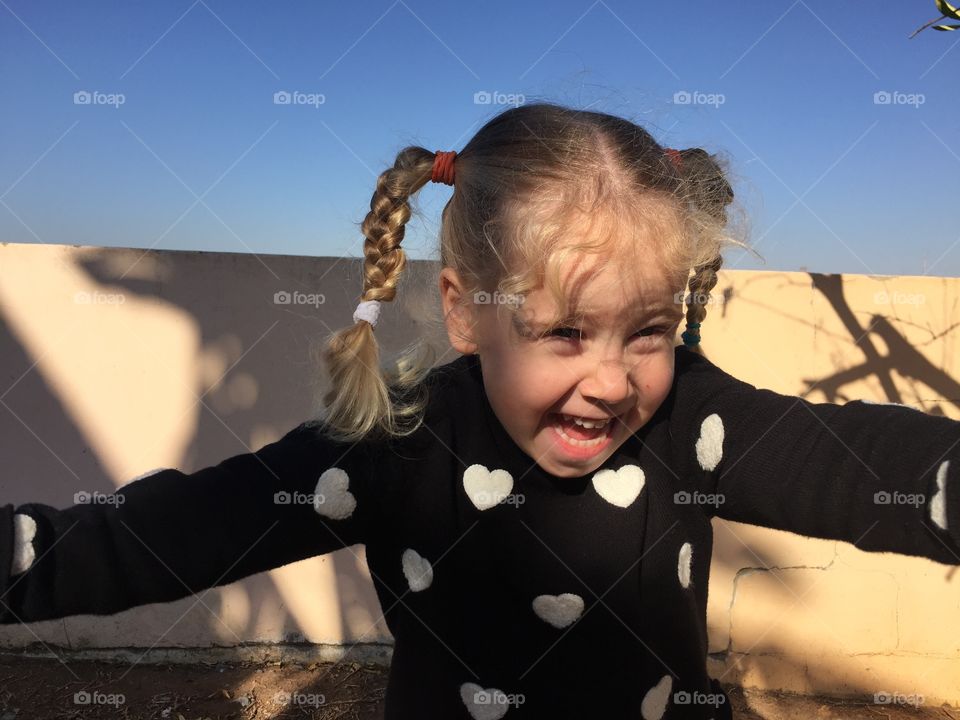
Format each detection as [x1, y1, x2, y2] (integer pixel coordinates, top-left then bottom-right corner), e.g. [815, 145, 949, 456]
[313, 102, 755, 443]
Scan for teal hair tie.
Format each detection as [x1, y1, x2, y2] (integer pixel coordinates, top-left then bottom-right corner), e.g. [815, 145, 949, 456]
[681, 322, 702, 346]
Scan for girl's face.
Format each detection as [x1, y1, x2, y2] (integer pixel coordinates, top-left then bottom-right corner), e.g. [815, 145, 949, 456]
[440, 250, 684, 479]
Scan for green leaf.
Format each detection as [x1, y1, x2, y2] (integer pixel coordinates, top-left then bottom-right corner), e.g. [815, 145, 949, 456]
[935, 0, 960, 20]
[933, 23, 960, 29]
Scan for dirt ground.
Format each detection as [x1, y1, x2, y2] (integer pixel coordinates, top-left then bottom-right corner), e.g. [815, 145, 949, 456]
[0, 657, 957, 719]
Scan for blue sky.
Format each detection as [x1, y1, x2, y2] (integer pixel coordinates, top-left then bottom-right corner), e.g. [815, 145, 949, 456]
[2, 1, 958, 276]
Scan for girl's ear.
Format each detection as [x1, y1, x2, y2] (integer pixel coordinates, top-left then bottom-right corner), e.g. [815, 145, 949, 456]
[438, 267, 480, 355]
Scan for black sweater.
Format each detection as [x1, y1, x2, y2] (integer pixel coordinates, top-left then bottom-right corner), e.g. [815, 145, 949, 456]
[2, 347, 958, 719]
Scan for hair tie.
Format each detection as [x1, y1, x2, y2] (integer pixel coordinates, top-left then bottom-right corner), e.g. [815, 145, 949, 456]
[664, 148, 683, 172]
[353, 299, 382, 328]
[432, 150, 456, 185]
[681, 321, 701, 346]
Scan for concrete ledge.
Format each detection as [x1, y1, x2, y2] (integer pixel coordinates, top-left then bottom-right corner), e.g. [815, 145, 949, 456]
[0, 641, 394, 666]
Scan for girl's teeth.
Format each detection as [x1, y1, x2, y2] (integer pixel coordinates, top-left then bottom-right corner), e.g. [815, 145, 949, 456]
[562, 414, 610, 429]
[553, 414, 611, 447]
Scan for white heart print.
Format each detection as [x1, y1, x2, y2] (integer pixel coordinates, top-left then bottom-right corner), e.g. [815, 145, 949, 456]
[592, 464, 645, 508]
[463, 464, 514, 511]
[11, 513, 37, 576]
[460, 682, 511, 720]
[401, 548, 433, 592]
[695, 413, 724, 471]
[641, 674, 673, 720]
[677, 542, 693, 589]
[930, 459, 949, 530]
[532, 593, 584, 628]
[313, 467, 356, 520]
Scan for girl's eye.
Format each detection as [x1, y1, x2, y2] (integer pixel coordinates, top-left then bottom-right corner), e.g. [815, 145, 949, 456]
[546, 327, 582, 340]
[635, 325, 669, 340]
[543, 325, 672, 341]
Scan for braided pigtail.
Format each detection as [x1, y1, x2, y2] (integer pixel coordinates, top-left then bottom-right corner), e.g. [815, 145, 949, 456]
[317, 147, 439, 443]
[681, 255, 724, 354]
[675, 148, 735, 355]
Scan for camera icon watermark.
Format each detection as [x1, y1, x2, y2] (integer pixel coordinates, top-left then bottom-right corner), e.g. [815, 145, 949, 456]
[274, 490, 325, 506]
[873, 490, 925, 508]
[874, 690, 924, 707]
[472, 490, 525, 508]
[674, 490, 725, 508]
[673, 689, 727, 706]
[473, 90, 526, 107]
[473, 290, 524, 307]
[674, 290, 724, 306]
[74, 690, 126, 707]
[473, 689, 525, 708]
[873, 90, 925, 108]
[673, 90, 725, 107]
[274, 290, 325, 307]
[73, 90, 126, 108]
[273, 90, 326, 108]
[75, 490, 125, 507]
[74, 290, 126, 305]
[273, 691, 326, 707]
[873, 290, 925, 306]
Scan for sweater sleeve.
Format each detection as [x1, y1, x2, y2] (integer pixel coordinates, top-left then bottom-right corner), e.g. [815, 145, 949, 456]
[0, 420, 383, 624]
[670, 348, 960, 565]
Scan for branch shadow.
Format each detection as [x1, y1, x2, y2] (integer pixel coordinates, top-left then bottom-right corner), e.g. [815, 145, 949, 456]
[705, 271, 960, 709]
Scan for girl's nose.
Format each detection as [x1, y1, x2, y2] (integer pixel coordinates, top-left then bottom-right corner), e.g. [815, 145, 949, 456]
[579, 358, 633, 406]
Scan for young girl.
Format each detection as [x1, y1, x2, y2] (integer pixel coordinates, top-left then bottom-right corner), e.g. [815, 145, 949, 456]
[2, 102, 958, 720]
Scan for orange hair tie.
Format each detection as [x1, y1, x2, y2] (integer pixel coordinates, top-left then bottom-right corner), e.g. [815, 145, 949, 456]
[664, 148, 683, 172]
[431, 150, 457, 185]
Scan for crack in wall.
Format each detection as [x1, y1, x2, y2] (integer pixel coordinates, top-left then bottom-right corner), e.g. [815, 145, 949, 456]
[712, 542, 840, 662]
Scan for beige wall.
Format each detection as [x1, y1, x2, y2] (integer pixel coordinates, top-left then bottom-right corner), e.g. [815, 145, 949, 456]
[0, 242, 957, 704]
[699, 270, 960, 706]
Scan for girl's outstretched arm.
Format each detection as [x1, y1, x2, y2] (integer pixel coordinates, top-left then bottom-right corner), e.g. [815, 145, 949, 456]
[0, 421, 381, 624]
[669, 347, 960, 564]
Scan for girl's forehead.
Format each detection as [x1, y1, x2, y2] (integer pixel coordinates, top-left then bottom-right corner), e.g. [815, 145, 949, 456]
[500, 201, 690, 317]
[550, 248, 682, 298]
[508, 188, 684, 267]
[519, 261, 683, 321]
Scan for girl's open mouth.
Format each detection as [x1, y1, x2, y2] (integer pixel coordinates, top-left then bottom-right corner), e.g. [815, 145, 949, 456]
[550, 413, 615, 457]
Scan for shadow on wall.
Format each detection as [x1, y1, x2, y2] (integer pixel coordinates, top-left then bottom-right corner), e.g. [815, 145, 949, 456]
[0, 244, 447, 678]
[805, 273, 960, 416]
[704, 270, 960, 704]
